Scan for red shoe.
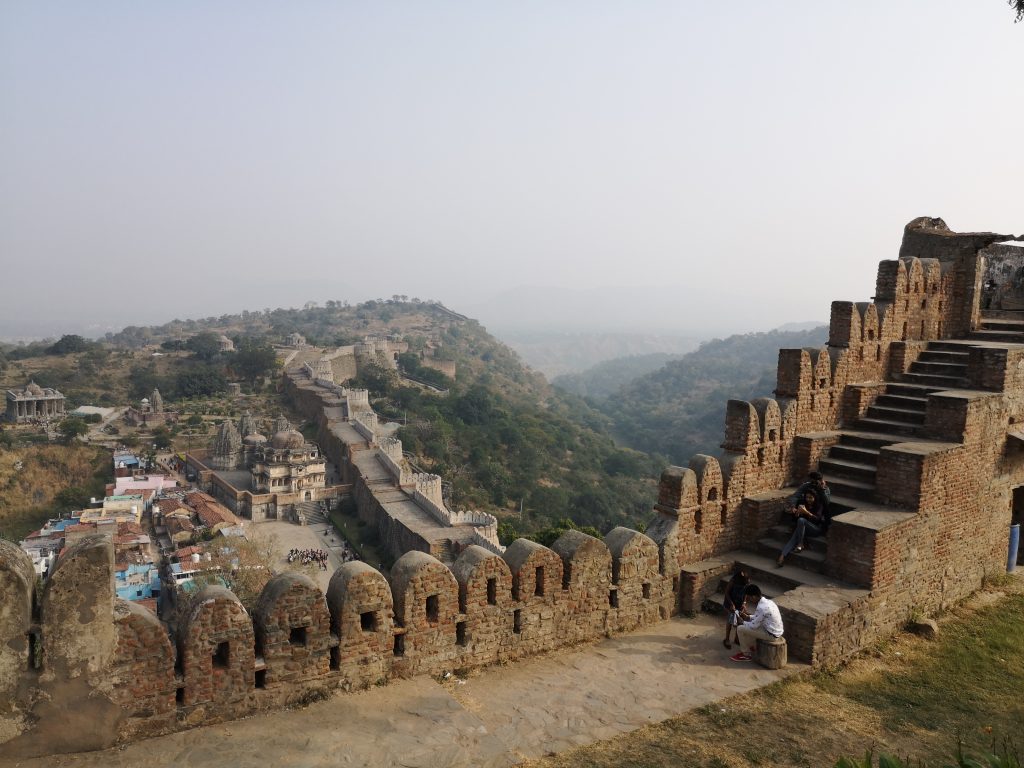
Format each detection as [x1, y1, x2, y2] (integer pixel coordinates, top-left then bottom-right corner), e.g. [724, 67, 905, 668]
[730, 651, 753, 662]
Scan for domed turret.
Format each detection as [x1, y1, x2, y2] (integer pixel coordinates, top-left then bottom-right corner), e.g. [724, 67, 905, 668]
[244, 432, 267, 446]
[271, 429, 305, 450]
[25, 381, 43, 396]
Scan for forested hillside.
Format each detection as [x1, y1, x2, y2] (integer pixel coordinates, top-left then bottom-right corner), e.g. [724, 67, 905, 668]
[577, 326, 828, 465]
[1, 300, 661, 541]
[551, 353, 686, 399]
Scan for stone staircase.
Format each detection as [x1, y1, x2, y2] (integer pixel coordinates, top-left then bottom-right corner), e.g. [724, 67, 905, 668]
[433, 539, 454, 564]
[967, 313, 1024, 344]
[813, 339, 971, 509]
[707, 338, 978, 661]
[295, 500, 328, 526]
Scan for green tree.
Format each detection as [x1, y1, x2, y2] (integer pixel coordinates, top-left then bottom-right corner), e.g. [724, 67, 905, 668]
[185, 332, 222, 361]
[176, 366, 227, 398]
[59, 417, 89, 443]
[151, 426, 173, 450]
[231, 337, 277, 384]
[47, 334, 94, 355]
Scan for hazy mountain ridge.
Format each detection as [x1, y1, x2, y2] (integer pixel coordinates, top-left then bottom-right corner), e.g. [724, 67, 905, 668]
[501, 331, 700, 379]
[591, 325, 830, 464]
[551, 353, 687, 400]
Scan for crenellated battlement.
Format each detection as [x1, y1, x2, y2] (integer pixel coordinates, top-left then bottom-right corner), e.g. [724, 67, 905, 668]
[661, 218, 1022, 667]
[0, 524, 672, 757]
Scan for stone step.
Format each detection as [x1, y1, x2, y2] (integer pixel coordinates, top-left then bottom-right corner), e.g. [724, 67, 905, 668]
[827, 493, 869, 513]
[980, 310, 1024, 322]
[818, 456, 877, 482]
[855, 416, 922, 437]
[820, 474, 875, 502]
[980, 318, 1024, 331]
[897, 371, 968, 389]
[729, 551, 851, 593]
[967, 329, 1024, 344]
[917, 350, 970, 364]
[865, 405, 926, 425]
[828, 444, 881, 466]
[837, 431, 901, 450]
[755, 538, 827, 573]
[883, 382, 942, 398]
[765, 524, 829, 553]
[908, 360, 969, 378]
[875, 393, 928, 412]
[927, 340, 977, 352]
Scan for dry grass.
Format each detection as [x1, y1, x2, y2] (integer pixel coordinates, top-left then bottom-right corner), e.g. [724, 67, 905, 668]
[0, 443, 109, 540]
[529, 577, 1024, 768]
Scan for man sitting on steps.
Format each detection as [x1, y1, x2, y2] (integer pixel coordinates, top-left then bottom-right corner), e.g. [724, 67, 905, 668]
[776, 486, 832, 567]
[730, 584, 784, 662]
[787, 470, 830, 511]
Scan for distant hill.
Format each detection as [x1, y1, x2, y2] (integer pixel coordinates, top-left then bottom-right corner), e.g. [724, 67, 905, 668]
[594, 326, 829, 464]
[499, 331, 699, 379]
[552, 353, 687, 400]
[1, 300, 662, 540]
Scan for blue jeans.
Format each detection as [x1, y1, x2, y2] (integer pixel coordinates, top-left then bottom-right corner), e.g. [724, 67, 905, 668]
[781, 517, 825, 558]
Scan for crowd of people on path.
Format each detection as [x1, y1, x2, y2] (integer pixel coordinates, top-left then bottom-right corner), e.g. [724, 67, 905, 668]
[288, 547, 330, 570]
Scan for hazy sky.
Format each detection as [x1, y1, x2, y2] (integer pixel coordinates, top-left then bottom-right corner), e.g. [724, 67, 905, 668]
[1, 2, 1021, 341]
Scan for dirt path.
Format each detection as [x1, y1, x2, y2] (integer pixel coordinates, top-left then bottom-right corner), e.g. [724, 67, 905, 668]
[2, 615, 803, 768]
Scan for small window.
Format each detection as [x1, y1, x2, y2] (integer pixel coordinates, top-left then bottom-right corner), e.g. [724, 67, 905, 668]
[425, 594, 439, 624]
[360, 611, 377, 632]
[330, 646, 340, 671]
[486, 577, 497, 606]
[289, 626, 308, 646]
[393, 634, 405, 656]
[255, 669, 266, 689]
[694, 508, 703, 535]
[562, 563, 572, 590]
[176, 686, 185, 705]
[456, 621, 467, 647]
[609, 589, 618, 608]
[212, 641, 230, 669]
[513, 609, 522, 634]
[642, 583, 651, 600]
[534, 566, 545, 597]
[707, 487, 718, 502]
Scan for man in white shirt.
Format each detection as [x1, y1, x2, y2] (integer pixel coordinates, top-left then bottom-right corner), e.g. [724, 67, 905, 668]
[730, 584, 784, 662]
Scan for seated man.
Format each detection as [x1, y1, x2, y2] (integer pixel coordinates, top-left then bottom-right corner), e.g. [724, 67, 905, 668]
[776, 486, 832, 567]
[786, 471, 830, 511]
[731, 584, 784, 662]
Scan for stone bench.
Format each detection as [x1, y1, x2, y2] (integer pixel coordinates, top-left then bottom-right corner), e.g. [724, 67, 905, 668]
[755, 636, 787, 669]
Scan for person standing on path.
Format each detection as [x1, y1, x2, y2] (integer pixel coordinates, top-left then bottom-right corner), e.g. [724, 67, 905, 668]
[722, 567, 748, 649]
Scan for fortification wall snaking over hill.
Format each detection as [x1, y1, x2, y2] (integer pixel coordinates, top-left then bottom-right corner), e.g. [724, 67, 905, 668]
[3, 218, 1023, 759]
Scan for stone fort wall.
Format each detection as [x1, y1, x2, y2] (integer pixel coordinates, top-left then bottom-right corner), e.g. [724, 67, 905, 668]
[0, 523, 673, 758]
[2, 218, 1022, 757]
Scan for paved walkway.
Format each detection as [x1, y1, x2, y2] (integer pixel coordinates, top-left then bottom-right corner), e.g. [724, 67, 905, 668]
[6, 614, 804, 768]
[259, 520, 346, 592]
